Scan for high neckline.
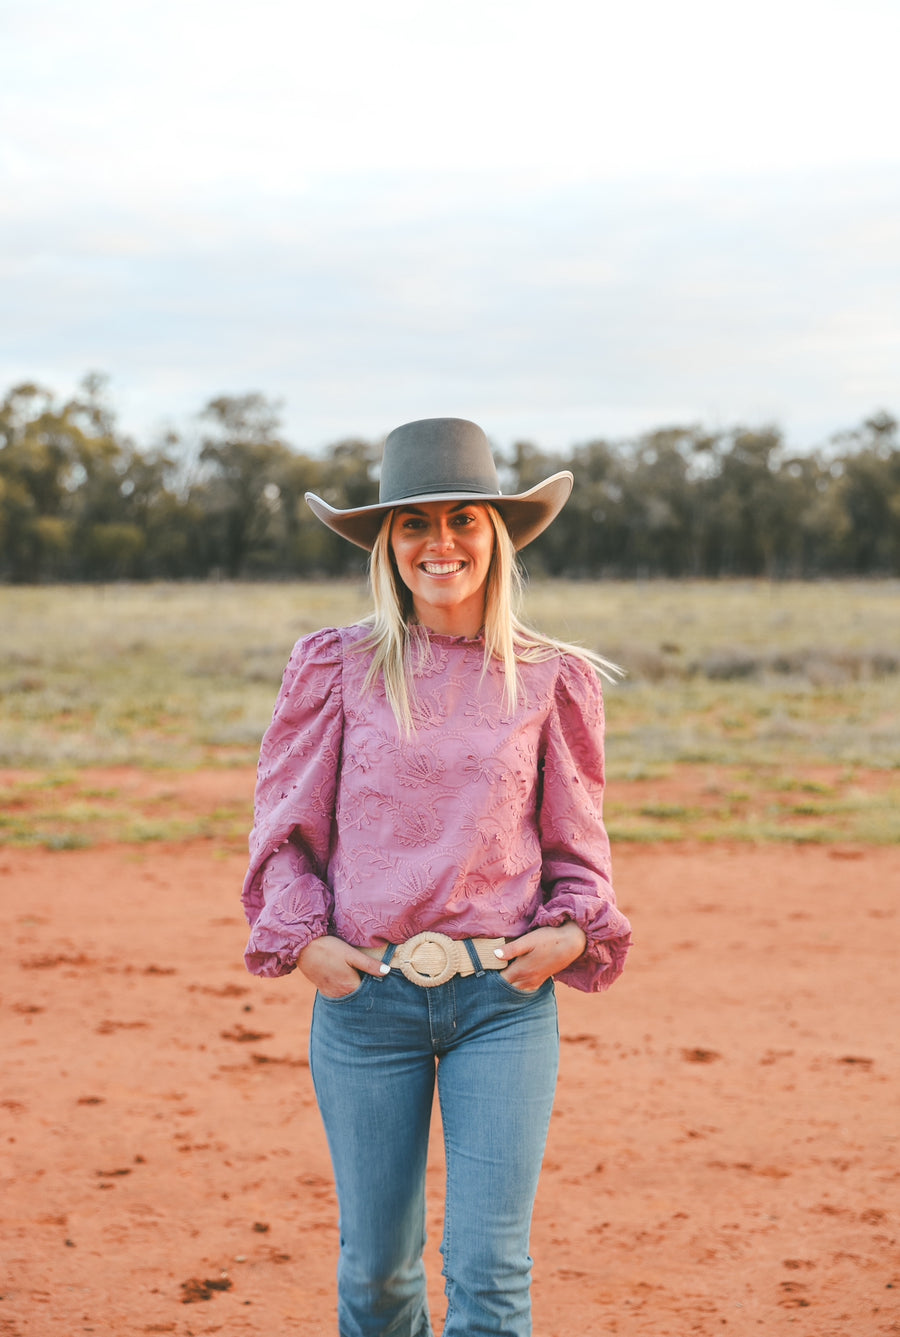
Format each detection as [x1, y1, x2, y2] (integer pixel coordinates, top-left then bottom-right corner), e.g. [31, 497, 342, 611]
[409, 623, 485, 646]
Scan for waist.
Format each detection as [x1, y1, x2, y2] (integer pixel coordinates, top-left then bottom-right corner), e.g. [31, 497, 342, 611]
[359, 932, 508, 987]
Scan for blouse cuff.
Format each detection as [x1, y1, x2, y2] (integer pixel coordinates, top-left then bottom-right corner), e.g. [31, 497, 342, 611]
[532, 894, 632, 993]
[243, 915, 330, 979]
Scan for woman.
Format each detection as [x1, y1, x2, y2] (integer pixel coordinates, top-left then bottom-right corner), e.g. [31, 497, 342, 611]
[241, 417, 631, 1337]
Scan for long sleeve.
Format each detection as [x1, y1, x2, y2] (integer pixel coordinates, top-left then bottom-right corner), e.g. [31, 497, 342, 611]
[531, 654, 631, 992]
[241, 629, 345, 977]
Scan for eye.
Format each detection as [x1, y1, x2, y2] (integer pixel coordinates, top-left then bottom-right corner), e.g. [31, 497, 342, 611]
[398, 516, 427, 530]
[452, 512, 476, 526]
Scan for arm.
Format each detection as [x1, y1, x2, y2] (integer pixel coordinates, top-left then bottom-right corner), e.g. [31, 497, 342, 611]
[526, 654, 632, 992]
[241, 629, 345, 977]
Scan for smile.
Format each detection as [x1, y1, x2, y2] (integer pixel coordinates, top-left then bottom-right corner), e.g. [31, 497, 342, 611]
[421, 561, 465, 575]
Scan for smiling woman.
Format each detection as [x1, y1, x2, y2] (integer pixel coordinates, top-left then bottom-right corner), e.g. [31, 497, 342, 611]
[241, 416, 631, 1336]
[389, 500, 495, 637]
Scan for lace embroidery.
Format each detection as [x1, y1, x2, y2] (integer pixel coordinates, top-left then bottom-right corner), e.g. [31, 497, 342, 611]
[241, 624, 631, 992]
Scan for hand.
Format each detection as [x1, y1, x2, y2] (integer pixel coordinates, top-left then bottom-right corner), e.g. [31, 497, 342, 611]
[496, 922, 587, 992]
[297, 935, 386, 999]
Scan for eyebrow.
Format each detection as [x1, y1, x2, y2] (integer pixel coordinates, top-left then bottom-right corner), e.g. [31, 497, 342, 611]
[394, 502, 474, 517]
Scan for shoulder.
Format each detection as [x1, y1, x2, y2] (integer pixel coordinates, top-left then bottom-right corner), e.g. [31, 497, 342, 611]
[512, 645, 603, 727]
[551, 650, 604, 721]
[275, 627, 359, 711]
[283, 626, 342, 677]
[279, 622, 376, 698]
[283, 622, 370, 671]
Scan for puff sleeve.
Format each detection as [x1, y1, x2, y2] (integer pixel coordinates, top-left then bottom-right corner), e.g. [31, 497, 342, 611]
[531, 654, 632, 992]
[240, 629, 344, 976]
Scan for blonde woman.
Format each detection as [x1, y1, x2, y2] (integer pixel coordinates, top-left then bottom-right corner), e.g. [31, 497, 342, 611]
[242, 418, 631, 1337]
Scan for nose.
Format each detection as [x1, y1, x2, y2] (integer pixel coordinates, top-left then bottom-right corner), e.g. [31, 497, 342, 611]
[428, 518, 456, 550]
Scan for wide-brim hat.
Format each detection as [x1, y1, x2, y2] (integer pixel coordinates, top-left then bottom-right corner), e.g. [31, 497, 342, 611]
[305, 417, 573, 551]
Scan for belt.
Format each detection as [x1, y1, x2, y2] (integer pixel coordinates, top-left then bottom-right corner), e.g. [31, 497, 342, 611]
[359, 931, 508, 988]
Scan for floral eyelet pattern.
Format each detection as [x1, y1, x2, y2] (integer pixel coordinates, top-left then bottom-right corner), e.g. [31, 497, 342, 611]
[242, 625, 631, 992]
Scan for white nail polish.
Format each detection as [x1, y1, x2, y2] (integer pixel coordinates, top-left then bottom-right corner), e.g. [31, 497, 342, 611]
[379, 963, 391, 975]
[493, 948, 505, 959]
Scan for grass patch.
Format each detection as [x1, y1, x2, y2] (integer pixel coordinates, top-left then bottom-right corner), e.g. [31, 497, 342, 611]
[606, 763, 900, 844]
[0, 581, 372, 769]
[1, 579, 898, 845]
[0, 770, 250, 849]
[1, 762, 896, 850]
[1, 579, 898, 770]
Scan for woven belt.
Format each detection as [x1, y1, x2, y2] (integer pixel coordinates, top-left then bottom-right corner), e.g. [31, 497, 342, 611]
[359, 932, 508, 988]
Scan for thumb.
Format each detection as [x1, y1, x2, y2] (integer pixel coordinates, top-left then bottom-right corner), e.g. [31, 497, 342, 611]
[346, 945, 391, 978]
[494, 936, 532, 963]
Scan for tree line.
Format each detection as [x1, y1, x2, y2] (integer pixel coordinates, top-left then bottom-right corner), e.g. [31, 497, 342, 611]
[1, 376, 898, 582]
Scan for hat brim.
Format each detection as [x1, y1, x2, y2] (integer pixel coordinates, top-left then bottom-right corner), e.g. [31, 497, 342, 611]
[305, 472, 573, 552]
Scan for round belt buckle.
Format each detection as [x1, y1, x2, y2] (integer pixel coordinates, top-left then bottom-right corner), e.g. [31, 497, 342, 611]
[397, 931, 459, 987]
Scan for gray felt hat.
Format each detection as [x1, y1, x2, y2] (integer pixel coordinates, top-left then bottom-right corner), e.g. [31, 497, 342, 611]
[305, 417, 573, 551]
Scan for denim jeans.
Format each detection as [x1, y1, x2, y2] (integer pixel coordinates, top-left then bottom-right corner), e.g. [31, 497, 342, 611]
[309, 954, 560, 1337]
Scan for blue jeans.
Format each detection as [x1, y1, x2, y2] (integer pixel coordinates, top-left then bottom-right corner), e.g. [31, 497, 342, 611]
[309, 955, 560, 1337]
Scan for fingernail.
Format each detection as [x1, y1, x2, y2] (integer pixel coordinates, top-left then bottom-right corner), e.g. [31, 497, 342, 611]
[493, 948, 505, 959]
[379, 963, 391, 975]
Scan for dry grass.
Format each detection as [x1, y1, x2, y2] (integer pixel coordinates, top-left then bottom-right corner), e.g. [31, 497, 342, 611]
[1, 581, 371, 769]
[1, 579, 897, 845]
[523, 579, 900, 772]
[2, 578, 897, 771]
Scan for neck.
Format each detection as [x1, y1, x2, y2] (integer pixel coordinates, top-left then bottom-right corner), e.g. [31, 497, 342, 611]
[411, 599, 484, 639]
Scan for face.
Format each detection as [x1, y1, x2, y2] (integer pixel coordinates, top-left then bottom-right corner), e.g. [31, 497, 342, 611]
[389, 500, 495, 637]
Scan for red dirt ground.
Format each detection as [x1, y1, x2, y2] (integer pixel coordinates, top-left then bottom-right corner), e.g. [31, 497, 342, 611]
[1, 770, 898, 1336]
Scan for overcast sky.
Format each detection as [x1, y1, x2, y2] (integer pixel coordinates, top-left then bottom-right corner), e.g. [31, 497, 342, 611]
[2, 0, 898, 455]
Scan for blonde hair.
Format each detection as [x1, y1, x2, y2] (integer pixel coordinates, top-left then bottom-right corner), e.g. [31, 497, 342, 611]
[358, 504, 621, 733]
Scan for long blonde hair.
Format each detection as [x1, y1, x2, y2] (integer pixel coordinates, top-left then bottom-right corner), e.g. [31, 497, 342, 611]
[358, 504, 621, 732]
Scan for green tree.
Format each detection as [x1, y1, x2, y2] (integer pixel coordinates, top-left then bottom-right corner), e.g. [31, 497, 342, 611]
[830, 413, 900, 573]
[0, 377, 131, 580]
[195, 394, 296, 577]
[3, 374, 900, 581]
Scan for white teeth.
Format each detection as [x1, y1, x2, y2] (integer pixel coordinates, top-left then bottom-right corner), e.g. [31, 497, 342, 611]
[423, 561, 464, 574]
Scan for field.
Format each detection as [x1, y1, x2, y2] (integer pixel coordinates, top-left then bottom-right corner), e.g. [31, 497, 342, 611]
[2, 579, 898, 845]
[1, 580, 899, 1337]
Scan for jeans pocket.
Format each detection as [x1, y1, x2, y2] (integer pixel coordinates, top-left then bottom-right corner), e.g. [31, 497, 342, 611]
[492, 973, 553, 1000]
[316, 973, 371, 1004]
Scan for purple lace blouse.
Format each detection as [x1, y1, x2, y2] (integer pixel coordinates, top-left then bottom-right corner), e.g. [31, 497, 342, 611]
[241, 624, 631, 992]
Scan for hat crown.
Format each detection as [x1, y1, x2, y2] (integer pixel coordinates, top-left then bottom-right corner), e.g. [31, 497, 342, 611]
[379, 418, 500, 504]
[304, 415, 572, 551]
